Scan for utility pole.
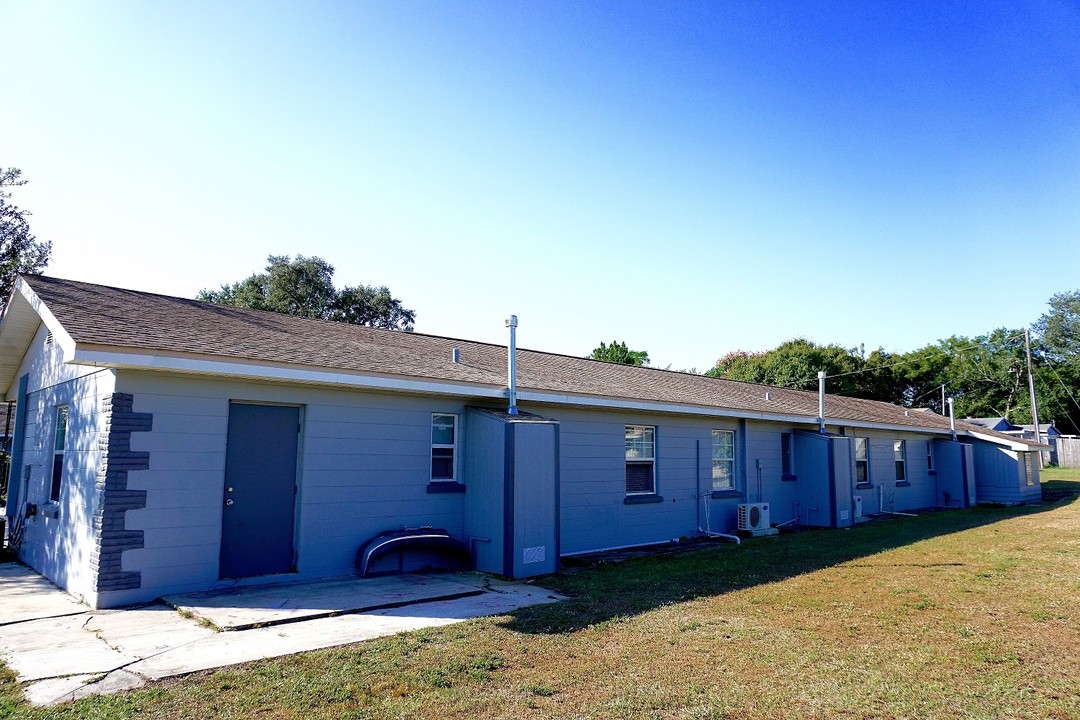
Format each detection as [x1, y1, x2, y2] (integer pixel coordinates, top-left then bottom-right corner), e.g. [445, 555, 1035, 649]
[1024, 328, 1044, 467]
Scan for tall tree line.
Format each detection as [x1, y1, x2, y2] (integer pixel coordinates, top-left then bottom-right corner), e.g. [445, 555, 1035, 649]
[706, 291, 1080, 434]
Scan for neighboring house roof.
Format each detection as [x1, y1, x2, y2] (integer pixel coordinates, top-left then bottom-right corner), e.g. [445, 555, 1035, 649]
[962, 417, 1017, 432]
[1018, 423, 1058, 434]
[0, 275, 1046, 450]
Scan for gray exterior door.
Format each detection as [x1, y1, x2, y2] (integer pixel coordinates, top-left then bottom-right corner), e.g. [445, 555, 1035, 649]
[219, 403, 300, 579]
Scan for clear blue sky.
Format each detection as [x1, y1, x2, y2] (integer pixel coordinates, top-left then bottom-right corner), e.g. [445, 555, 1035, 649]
[2, 1, 1078, 370]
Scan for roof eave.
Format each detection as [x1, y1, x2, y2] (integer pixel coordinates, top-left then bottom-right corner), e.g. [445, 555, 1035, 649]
[70, 346, 509, 399]
[965, 429, 1051, 451]
[0, 278, 78, 393]
[68, 346, 965, 435]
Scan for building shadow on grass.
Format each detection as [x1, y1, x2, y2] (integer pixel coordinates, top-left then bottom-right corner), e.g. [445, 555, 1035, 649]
[499, 496, 1077, 635]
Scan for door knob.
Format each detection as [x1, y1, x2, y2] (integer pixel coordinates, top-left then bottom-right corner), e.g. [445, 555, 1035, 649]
[225, 498, 234, 507]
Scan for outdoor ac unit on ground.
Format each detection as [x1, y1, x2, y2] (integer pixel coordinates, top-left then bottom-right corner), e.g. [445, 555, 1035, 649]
[738, 503, 779, 537]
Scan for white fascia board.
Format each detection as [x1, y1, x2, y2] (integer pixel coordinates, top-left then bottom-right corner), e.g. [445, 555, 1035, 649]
[516, 389, 953, 435]
[71, 347, 955, 437]
[965, 429, 1051, 451]
[12, 278, 77, 357]
[71, 348, 506, 399]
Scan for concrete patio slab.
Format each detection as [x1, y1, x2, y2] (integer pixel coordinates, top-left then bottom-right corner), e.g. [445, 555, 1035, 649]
[21, 674, 101, 707]
[0, 613, 138, 682]
[83, 605, 216, 657]
[0, 563, 88, 625]
[162, 573, 484, 630]
[0, 563, 564, 707]
[131, 579, 561, 679]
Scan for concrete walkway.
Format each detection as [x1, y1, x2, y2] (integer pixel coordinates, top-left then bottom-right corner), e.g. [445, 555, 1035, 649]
[0, 563, 561, 706]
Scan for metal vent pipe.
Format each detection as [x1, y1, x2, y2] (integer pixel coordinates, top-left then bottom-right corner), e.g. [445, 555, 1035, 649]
[817, 371, 826, 433]
[947, 397, 956, 440]
[506, 315, 519, 415]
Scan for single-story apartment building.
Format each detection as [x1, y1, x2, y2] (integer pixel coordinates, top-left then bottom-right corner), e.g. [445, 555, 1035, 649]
[0, 276, 1047, 609]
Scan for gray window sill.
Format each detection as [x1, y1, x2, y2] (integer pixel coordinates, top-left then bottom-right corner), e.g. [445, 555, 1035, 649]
[855, 483, 874, 490]
[710, 490, 742, 499]
[895, 481, 911, 488]
[426, 482, 466, 494]
[624, 494, 664, 505]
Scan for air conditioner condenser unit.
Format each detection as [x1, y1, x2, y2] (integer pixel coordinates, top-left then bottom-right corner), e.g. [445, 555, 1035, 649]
[738, 503, 779, 537]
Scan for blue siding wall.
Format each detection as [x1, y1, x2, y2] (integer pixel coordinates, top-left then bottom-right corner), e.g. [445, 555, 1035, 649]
[831, 436, 854, 527]
[551, 407, 824, 553]
[109, 371, 472, 606]
[555, 408, 712, 554]
[933, 440, 967, 507]
[793, 432, 832, 527]
[7, 325, 116, 606]
[509, 421, 559, 577]
[745, 421, 799, 527]
[463, 410, 508, 574]
[851, 431, 938, 514]
[971, 440, 1041, 505]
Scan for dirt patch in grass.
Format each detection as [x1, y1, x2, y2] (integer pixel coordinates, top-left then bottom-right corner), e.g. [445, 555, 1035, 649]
[3, 501, 1078, 719]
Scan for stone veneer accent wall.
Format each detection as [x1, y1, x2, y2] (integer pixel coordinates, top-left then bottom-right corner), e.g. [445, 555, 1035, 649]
[91, 393, 152, 592]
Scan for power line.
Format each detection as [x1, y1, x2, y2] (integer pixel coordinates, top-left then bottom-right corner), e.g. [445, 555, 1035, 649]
[1042, 358, 1080, 415]
[824, 331, 1027, 381]
[713, 330, 1033, 401]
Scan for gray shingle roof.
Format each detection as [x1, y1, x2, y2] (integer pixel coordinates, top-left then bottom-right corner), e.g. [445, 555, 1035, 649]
[19, 275, 1037, 445]
[962, 417, 1015, 431]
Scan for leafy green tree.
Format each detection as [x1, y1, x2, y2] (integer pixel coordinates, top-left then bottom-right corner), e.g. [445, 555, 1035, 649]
[199, 255, 415, 331]
[1032, 291, 1080, 434]
[703, 291, 1080, 434]
[0, 168, 51, 302]
[705, 338, 901, 402]
[934, 330, 1029, 421]
[589, 340, 650, 366]
[1034, 291, 1080, 361]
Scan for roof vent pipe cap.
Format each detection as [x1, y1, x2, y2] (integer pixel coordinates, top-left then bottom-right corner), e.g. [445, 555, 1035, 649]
[764, 391, 772, 401]
[452, 348, 461, 364]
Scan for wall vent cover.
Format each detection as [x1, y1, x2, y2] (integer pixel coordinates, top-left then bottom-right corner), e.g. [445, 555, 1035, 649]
[522, 546, 546, 564]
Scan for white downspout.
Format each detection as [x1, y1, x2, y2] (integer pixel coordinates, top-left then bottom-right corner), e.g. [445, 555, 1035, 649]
[506, 315, 518, 415]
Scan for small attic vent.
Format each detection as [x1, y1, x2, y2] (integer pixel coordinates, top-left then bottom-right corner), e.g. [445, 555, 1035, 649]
[45, 332, 54, 345]
[764, 392, 772, 401]
[452, 348, 461, 364]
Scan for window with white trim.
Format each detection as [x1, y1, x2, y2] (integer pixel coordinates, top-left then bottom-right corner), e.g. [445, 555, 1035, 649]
[927, 441, 935, 472]
[625, 425, 655, 495]
[711, 429, 734, 491]
[430, 413, 458, 481]
[855, 437, 869, 484]
[894, 440, 907, 482]
[50, 405, 68, 502]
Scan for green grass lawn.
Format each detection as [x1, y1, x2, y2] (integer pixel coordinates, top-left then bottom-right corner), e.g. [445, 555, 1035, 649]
[3, 498, 1079, 719]
[1041, 466, 1080, 503]
[1036, 468, 1080, 483]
